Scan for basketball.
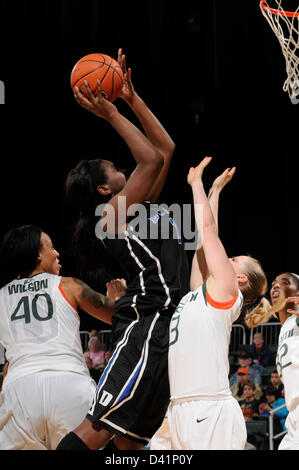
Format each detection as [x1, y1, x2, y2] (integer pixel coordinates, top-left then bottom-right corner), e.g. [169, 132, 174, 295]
[70, 53, 124, 102]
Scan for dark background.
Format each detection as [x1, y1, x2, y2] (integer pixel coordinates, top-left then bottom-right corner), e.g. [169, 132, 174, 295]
[0, 0, 298, 331]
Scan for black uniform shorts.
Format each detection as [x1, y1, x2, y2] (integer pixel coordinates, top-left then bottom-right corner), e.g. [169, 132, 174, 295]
[86, 309, 171, 445]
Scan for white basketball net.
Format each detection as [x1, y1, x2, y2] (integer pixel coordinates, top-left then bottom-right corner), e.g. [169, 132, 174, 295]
[260, 0, 299, 104]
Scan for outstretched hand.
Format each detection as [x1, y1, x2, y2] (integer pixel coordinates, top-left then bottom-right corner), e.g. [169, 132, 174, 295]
[187, 156, 212, 186]
[74, 80, 117, 120]
[209, 167, 236, 194]
[117, 48, 135, 102]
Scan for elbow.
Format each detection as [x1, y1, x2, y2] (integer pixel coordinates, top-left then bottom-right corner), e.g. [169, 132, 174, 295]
[158, 141, 175, 163]
[203, 219, 217, 232]
[166, 140, 175, 159]
[138, 149, 163, 177]
[152, 150, 164, 170]
[170, 140, 176, 155]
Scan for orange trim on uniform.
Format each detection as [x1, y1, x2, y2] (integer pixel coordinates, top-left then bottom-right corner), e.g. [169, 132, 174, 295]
[58, 282, 77, 312]
[206, 290, 238, 310]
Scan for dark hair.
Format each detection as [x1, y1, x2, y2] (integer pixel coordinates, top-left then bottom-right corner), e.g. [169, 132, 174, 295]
[65, 159, 108, 215]
[243, 380, 256, 391]
[285, 272, 299, 290]
[64, 159, 126, 290]
[265, 385, 276, 396]
[0, 225, 43, 287]
[239, 351, 250, 359]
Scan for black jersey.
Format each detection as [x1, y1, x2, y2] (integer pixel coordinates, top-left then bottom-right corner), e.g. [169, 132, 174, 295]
[86, 202, 189, 443]
[100, 201, 189, 317]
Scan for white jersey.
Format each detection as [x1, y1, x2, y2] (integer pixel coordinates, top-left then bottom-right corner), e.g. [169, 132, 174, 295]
[168, 282, 243, 400]
[0, 273, 89, 387]
[277, 314, 299, 411]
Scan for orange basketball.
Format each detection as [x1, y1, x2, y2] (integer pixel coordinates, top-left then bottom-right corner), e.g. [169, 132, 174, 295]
[70, 53, 124, 102]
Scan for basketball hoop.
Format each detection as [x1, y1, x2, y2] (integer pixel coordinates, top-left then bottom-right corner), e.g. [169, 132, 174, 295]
[260, 0, 299, 104]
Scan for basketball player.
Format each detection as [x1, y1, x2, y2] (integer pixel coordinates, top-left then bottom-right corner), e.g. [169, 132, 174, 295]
[245, 272, 299, 450]
[0, 225, 122, 450]
[165, 157, 271, 450]
[56, 50, 189, 450]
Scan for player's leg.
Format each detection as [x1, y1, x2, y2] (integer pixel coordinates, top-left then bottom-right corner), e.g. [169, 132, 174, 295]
[113, 436, 143, 450]
[278, 408, 298, 450]
[46, 372, 97, 450]
[56, 418, 113, 450]
[150, 413, 171, 450]
[169, 398, 246, 450]
[0, 376, 47, 450]
[57, 317, 148, 450]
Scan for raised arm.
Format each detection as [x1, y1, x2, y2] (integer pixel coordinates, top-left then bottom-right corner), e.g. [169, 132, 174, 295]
[190, 165, 236, 291]
[188, 157, 238, 301]
[74, 81, 163, 232]
[117, 49, 175, 203]
[60, 277, 116, 324]
[207, 167, 236, 231]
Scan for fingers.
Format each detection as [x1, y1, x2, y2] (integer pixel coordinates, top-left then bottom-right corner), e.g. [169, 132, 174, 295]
[285, 297, 299, 304]
[200, 156, 212, 167]
[224, 166, 236, 182]
[126, 67, 132, 82]
[222, 166, 236, 177]
[187, 157, 212, 184]
[74, 79, 101, 108]
[195, 156, 212, 172]
[286, 309, 299, 316]
[192, 156, 212, 171]
[228, 166, 236, 177]
[285, 297, 299, 315]
[117, 47, 127, 74]
[107, 278, 127, 288]
[74, 85, 94, 109]
[83, 80, 99, 104]
[117, 48, 122, 64]
[96, 79, 108, 100]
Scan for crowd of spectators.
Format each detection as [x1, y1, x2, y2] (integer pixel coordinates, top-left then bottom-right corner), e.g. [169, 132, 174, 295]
[83, 331, 112, 383]
[229, 332, 287, 450]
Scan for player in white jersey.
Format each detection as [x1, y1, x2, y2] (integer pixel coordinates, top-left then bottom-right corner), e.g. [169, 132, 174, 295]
[165, 157, 270, 450]
[150, 163, 237, 450]
[0, 225, 120, 450]
[245, 272, 299, 450]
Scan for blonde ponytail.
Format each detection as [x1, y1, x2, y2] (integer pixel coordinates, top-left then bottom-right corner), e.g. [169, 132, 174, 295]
[244, 293, 285, 328]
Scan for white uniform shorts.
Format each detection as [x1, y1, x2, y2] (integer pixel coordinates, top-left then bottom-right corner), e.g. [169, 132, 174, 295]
[168, 397, 247, 450]
[279, 405, 299, 450]
[150, 413, 171, 450]
[0, 371, 96, 450]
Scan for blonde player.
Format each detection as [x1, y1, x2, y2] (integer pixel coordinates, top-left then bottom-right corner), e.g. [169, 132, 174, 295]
[150, 162, 236, 450]
[245, 272, 299, 450]
[166, 157, 270, 450]
[0, 225, 119, 450]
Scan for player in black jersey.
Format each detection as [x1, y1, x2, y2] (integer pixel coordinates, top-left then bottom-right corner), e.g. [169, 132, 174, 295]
[57, 50, 189, 450]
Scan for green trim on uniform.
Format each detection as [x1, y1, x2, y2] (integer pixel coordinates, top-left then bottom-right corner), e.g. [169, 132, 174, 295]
[202, 281, 207, 306]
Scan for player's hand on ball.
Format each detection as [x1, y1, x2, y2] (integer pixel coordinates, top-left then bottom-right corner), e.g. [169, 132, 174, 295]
[74, 80, 118, 120]
[187, 156, 212, 186]
[117, 48, 134, 102]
